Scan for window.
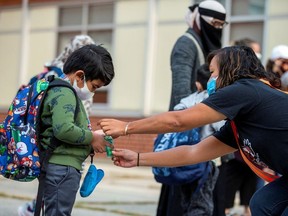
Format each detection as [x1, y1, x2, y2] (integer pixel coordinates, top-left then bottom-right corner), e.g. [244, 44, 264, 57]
[57, 2, 114, 105]
[231, 0, 265, 16]
[226, 0, 265, 48]
[195, 0, 265, 50]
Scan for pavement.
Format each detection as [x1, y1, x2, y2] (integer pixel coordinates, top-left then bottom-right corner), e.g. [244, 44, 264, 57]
[0, 158, 161, 216]
[0, 158, 244, 216]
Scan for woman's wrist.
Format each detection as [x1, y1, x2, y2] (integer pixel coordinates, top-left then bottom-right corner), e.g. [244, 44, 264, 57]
[124, 122, 131, 136]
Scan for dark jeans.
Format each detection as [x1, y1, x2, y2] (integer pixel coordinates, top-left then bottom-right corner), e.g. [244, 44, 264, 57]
[157, 162, 219, 216]
[181, 162, 219, 216]
[212, 163, 227, 216]
[250, 176, 288, 216]
[44, 163, 81, 216]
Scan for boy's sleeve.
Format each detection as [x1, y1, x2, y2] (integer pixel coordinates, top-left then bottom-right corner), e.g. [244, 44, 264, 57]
[47, 87, 93, 145]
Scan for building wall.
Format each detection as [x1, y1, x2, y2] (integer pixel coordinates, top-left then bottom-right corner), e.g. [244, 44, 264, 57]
[28, 6, 58, 80]
[0, 0, 288, 117]
[265, 0, 288, 57]
[0, 8, 22, 106]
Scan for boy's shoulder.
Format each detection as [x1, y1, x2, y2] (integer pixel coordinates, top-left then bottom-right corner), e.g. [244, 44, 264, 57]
[44, 79, 79, 109]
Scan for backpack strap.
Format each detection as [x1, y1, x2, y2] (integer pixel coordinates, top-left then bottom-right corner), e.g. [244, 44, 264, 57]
[34, 75, 80, 216]
[183, 32, 205, 65]
[259, 78, 288, 94]
[230, 120, 279, 182]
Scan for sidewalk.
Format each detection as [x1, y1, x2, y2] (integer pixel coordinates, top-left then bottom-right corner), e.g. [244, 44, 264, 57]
[0, 158, 244, 216]
[0, 158, 161, 216]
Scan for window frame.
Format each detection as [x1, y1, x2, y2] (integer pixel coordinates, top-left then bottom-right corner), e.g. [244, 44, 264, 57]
[56, 1, 114, 109]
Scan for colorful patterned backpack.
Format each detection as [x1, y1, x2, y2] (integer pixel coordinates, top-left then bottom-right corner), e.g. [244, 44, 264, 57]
[0, 76, 78, 182]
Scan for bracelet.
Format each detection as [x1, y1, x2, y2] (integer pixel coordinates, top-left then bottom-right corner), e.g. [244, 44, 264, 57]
[137, 152, 140, 166]
[124, 122, 130, 136]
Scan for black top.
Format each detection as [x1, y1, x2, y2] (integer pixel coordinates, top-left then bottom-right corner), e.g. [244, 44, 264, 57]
[202, 78, 288, 176]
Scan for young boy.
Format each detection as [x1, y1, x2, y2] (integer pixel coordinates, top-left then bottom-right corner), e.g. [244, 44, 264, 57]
[40, 44, 114, 215]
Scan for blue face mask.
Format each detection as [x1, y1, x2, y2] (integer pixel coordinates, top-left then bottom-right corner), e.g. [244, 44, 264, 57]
[207, 77, 218, 96]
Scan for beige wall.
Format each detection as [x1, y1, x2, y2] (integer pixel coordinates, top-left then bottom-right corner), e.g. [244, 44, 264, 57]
[110, 0, 148, 111]
[27, 6, 58, 82]
[0, 0, 288, 116]
[0, 8, 22, 107]
[110, 0, 191, 113]
[0, 6, 58, 108]
[152, 0, 191, 113]
[265, 0, 288, 62]
[0, 34, 21, 106]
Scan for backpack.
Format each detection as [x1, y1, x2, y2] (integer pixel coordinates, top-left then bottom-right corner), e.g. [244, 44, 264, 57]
[0, 75, 78, 182]
[27, 65, 63, 85]
[152, 128, 211, 193]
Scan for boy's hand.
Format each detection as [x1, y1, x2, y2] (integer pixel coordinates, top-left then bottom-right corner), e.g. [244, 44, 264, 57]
[91, 130, 114, 153]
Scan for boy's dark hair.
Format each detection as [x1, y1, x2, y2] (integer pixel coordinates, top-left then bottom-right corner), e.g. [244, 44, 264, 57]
[197, 63, 210, 90]
[63, 44, 114, 86]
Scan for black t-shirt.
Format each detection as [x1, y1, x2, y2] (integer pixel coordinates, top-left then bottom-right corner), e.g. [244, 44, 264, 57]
[202, 78, 288, 176]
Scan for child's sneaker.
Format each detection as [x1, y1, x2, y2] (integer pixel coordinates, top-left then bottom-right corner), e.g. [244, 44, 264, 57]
[17, 199, 35, 216]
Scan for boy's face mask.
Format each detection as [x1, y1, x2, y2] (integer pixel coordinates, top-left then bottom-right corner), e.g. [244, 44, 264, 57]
[73, 78, 95, 100]
[207, 76, 218, 96]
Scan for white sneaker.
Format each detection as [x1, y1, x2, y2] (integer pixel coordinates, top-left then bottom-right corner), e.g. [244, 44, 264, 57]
[17, 199, 35, 216]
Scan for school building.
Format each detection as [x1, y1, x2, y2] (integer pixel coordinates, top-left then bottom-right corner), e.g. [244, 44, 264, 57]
[0, 0, 287, 152]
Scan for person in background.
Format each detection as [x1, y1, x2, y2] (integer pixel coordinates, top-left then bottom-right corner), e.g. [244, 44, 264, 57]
[213, 38, 263, 216]
[99, 45, 288, 216]
[280, 71, 288, 91]
[172, 63, 221, 216]
[266, 44, 288, 78]
[28, 35, 96, 115]
[169, 0, 227, 111]
[234, 38, 262, 60]
[17, 35, 97, 216]
[162, 1, 227, 215]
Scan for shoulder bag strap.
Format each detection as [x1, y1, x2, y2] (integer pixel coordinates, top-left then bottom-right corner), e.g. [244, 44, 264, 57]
[184, 33, 205, 65]
[260, 78, 288, 94]
[230, 120, 279, 182]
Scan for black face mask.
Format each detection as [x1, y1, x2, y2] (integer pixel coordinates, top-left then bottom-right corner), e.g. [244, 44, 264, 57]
[200, 17, 222, 57]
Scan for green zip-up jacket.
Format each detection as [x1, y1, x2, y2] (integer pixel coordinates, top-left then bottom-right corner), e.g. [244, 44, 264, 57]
[40, 80, 93, 171]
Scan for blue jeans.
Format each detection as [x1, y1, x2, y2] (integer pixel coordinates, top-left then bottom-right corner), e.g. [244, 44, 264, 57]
[250, 176, 288, 216]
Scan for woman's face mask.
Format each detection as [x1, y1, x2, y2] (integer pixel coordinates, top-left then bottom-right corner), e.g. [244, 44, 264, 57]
[207, 76, 218, 96]
[73, 78, 95, 101]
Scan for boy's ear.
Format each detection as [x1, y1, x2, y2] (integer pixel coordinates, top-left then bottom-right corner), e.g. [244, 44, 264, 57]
[74, 70, 85, 80]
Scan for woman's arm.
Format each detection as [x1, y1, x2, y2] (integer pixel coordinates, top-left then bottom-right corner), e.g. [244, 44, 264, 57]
[98, 103, 226, 138]
[113, 135, 236, 168]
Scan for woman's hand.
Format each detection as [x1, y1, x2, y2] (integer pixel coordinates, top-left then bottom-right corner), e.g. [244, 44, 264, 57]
[112, 149, 138, 168]
[98, 119, 128, 138]
[91, 129, 114, 153]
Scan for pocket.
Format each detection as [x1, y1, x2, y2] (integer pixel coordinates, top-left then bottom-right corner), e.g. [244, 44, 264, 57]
[45, 164, 69, 186]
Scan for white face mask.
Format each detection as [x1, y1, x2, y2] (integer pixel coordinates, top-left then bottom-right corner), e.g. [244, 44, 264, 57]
[73, 78, 94, 100]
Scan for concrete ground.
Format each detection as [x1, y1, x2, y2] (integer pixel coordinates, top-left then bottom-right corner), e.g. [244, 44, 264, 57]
[0, 158, 244, 216]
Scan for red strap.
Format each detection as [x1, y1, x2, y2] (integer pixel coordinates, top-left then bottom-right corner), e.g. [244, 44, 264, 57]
[230, 121, 279, 182]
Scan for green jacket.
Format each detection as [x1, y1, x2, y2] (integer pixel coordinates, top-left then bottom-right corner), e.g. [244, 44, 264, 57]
[40, 80, 93, 170]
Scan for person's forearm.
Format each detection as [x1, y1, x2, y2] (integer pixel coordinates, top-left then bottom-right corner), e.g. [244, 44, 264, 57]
[126, 104, 225, 135]
[138, 136, 236, 167]
[138, 145, 199, 167]
[126, 111, 185, 135]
